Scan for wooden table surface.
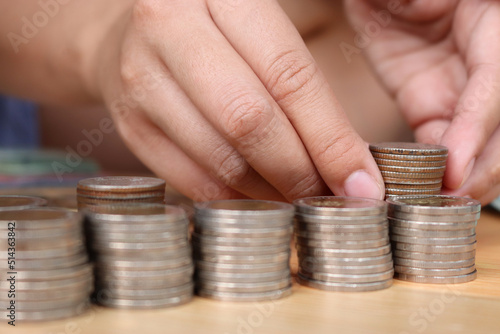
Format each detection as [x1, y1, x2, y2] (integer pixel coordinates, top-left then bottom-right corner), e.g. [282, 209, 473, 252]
[1, 188, 500, 334]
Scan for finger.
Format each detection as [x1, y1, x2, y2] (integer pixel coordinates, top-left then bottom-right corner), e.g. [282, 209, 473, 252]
[442, 125, 500, 206]
[110, 108, 245, 201]
[117, 36, 285, 201]
[139, 0, 330, 200]
[440, 5, 500, 189]
[207, 0, 385, 199]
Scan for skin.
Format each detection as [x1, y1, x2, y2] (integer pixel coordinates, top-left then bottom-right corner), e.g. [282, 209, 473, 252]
[0, 0, 498, 204]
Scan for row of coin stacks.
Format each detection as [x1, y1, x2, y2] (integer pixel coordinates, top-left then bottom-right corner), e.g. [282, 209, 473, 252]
[0, 172, 481, 322]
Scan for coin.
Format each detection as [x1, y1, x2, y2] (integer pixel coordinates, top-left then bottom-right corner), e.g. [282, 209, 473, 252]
[300, 261, 394, 275]
[195, 261, 289, 274]
[392, 250, 475, 261]
[384, 182, 443, 190]
[191, 233, 291, 247]
[390, 211, 480, 222]
[0, 195, 47, 211]
[388, 218, 477, 231]
[296, 244, 391, 258]
[298, 269, 394, 283]
[97, 293, 192, 309]
[295, 236, 389, 249]
[295, 221, 388, 233]
[0, 300, 90, 322]
[391, 234, 476, 245]
[390, 226, 475, 238]
[296, 274, 393, 292]
[295, 230, 388, 241]
[373, 158, 446, 168]
[394, 270, 477, 284]
[196, 278, 291, 293]
[385, 188, 442, 195]
[383, 177, 444, 185]
[381, 170, 444, 179]
[369, 142, 448, 156]
[194, 200, 294, 219]
[393, 257, 475, 269]
[387, 195, 481, 215]
[371, 152, 448, 161]
[294, 197, 387, 217]
[77, 176, 166, 192]
[194, 251, 290, 265]
[377, 165, 446, 173]
[298, 253, 393, 267]
[0, 208, 82, 230]
[196, 286, 292, 302]
[391, 241, 477, 254]
[296, 212, 387, 224]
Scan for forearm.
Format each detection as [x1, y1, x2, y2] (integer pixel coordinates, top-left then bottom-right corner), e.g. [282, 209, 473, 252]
[0, 0, 133, 106]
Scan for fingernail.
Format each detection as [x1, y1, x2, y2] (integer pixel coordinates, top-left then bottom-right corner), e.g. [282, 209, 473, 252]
[344, 170, 384, 200]
[460, 158, 476, 188]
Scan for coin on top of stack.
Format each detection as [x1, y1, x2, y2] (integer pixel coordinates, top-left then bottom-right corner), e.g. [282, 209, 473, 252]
[387, 195, 481, 284]
[193, 200, 294, 302]
[369, 142, 448, 197]
[294, 197, 393, 292]
[0, 195, 47, 211]
[84, 203, 193, 309]
[0, 208, 92, 322]
[77, 176, 166, 210]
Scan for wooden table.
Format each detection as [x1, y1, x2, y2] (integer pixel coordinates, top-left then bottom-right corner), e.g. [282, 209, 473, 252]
[1, 188, 500, 334]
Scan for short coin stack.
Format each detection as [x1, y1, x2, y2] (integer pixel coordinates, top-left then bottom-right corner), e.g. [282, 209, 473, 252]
[77, 176, 166, 210]
[0, 195, 47, 211]
[294, 197, 394, 292]
[193, 200, 294, 301]
[0, 208, 92, 322]
[387, 195, 481, 284]
[84, 204, 194, 309]
[369, 142, 448, 197]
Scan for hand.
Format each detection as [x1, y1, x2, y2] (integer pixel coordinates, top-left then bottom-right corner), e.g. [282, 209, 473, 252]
[346, 0, 500, 205]
[92, 0, 385, 202]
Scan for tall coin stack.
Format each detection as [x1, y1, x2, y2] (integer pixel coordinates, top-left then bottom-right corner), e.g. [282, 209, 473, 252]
[369, 142, 448, 197]
[294, 197, 394, 292]
[193, 200, 294, 302]
[77, 176, 166, 210]
[84, 204, 194, 309]
[387, 195, 481, 284]
[0, 195, 48, 211]
[0, 208, 92, 322]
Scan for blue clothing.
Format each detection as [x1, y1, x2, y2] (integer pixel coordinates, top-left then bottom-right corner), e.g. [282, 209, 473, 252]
[0, 96, 39, 148]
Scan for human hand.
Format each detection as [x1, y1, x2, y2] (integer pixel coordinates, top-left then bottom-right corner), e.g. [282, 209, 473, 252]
[346, 0, 500, 204]
[92, 0, 385, 202]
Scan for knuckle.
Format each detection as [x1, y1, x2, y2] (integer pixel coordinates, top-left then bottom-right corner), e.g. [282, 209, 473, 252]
[221, 93, 275, 143]
[265, 49, 320, 104]
[285, 172, 324, 200]
[211, 149, 253, 189]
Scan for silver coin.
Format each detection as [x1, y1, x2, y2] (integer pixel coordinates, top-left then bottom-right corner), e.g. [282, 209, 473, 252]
[95, 257, 192, 270]
[394, 264, 476, 276]
[0, 225, 83, 239]
[385, 188, 442, 195]
[296, 244, 391, 258]
[90, 230, 188, 243]
[389, 211, 480, 222]
[391, 234, 476, 245]
[97, 292, 192, 309]
[96, 275, 192, 290]
[296, 274, 392, 292]
[90, 221, 188, 233]
[195, 261, 288, 274]
[387, 195, 481, 215]
[298, 253, 393, 267]
[0, 235, 85, 252]
[98, 282, 194, 300]
[296, 213, 387, 225]
[0, 299, 90, 322]
[96, 247, 192, 261]
[91, 239, 189, 251]
[383, 178, 444, 185]
[295, 230, 388, 241]
[300, 261, 394, 275]
[381, 170, 444, 179]
[294, 196, 387, 217]
[298, 269, 394, 283]
[370, 151, 448, 161]
[194, 200, 294, 220]
[369, 142, 448, 156]
[388, 218, 477, 231]
[196, 269, 290, 283]
[0, 283, 93, 302]
[393, 257, 475, 269]
[78, 176, 166, 191]
[196, 278, 291, 293]
[0, 273, 92, 290]
[391, 241, 476, 254]
[392, 249, 476, 261]
[96, 264, 194, 279]
[394, 270, 477, 284]
[196, 286, 292, 302]
[194, 251, 290, 265]
[374, 158, 446, 168]
[295, 236, 389, 249]
[195, 216, 293, 228]
[378, 164, 446, 173]
[0, 195, 48, 211]
[6, 294, 90, 312]
[194, 225, 292, 238]
[390, 226, 475, 238]
[0, 252, 88, 270]
[0, 263, 92, 281]
[295, 221, 388, 233]
[84, 203, 187, 224]
[0, 242, 85, 258]
[192, 242, 290, 255]
[0, 208, 82, 230]
[192, 233, 291, 247]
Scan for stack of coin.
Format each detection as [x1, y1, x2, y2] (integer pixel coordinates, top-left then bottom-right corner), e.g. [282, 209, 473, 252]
[77, 176, 166, 210]
[387, 195, 481, 284]
[0, 195, 47, 211]
[294, 197, 393, 292]
[369, 142, 448, 197]
[193, 200, 294, 302]
[84, 203, 193, 309]
[0, 208, 92, 322]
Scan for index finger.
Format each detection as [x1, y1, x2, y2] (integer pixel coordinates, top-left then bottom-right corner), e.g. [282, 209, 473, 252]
[208, 0, 385, 199]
